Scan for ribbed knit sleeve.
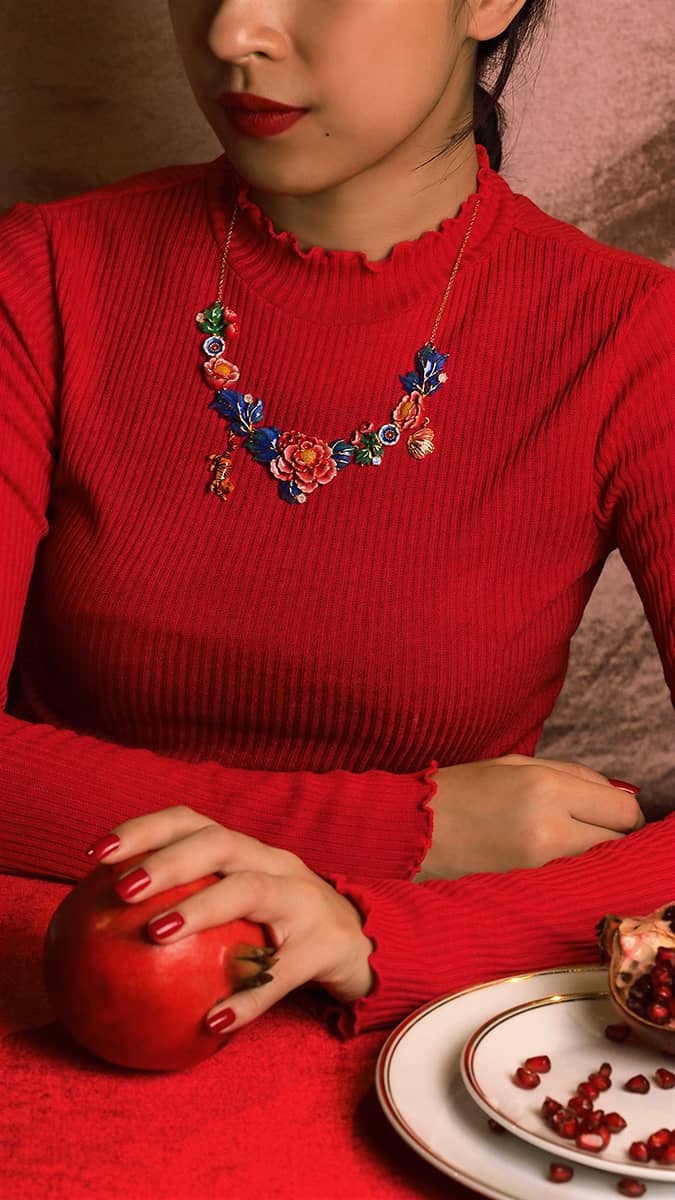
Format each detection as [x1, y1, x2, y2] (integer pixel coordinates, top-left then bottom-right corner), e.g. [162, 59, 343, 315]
[593, 275, 675, 701]
[0, 203, 436, 885]
[307, 274, 675, 1037]
[322, 814, 675, 1036]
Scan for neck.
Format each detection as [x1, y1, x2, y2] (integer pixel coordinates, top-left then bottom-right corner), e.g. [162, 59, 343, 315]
[242, 138, 480, 264]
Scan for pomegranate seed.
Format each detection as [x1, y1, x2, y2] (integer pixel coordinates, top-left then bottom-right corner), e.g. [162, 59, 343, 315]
[660, 1143, 675, 1164]
[617, 1181, 646, 1198]
[576, 1128, 609, 1152]
[605, 1023, 630, 1042]
[514, 1066, 540, 1089]
[559, 1117, 579, 1139]
[646, 1002, 669, 1024]
[650, 965, 672, 986]
[656, 945, 675, 965]
[628, 1141, 649, 1162]
[524, 1054, 551, 1073]
[653, 985, 672, 1003]
[605, 1112, 628, 1132]
[589, 1072, 612, 1091]
[542, 1097, 563, 1118]
[624, 1074, 650, 1094]
[487, 1118, 506, 1133]
[647, 1128, 671, 1157]
[581, 1110, 605, 1132]
[599, 1062, 613, 1077]
[577, 1080, 599, 1100]
[568, 1096, 592, 1115]
[548, 1162, 574, 1183]
[655, 1067, 675, 1089]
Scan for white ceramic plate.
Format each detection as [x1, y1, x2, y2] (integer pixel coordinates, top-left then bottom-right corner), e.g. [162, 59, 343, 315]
[461, 990, 674, 1181]
[375, 967, 675, 1200]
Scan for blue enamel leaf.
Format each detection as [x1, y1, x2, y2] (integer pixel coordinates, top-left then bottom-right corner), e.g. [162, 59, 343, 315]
[328, 439, 356, 470]
[399, 346, 449, 396]
[208, 389, 264, 435]
[244, 426, 281, 463]
[277, 479, 304, 504]
[416, 346, 449, 394]
[398, 369, 421, 396]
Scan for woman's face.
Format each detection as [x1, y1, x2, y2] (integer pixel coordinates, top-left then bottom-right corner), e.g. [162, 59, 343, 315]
[167, 0, 481, 197]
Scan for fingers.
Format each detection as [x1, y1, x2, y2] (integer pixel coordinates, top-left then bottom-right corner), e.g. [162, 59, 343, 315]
[496, 756, 645, 832]
[90, 817, 305, 901]
[143, 871, 313, 1036]
[524, 757, 617, 787]
[565, 777, 645, 833]
[86, 805, 218, 864]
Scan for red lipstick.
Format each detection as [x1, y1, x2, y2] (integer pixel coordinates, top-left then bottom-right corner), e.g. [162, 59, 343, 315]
[216, 92, 309, 138]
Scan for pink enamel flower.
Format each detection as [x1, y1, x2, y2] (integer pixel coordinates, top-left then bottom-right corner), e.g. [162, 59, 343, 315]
[270, 431, 338, 494]
[393, 392, 424, 430]
[203, 356, 241, 390]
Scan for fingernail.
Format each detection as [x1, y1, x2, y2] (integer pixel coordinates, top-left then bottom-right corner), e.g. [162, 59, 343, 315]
[86, 834, 121, 861]
[608, 779, 641, 794]
[113, 867, 151, 900]
[206, 1007, 236, 1034]
[147, 912, 185, 940]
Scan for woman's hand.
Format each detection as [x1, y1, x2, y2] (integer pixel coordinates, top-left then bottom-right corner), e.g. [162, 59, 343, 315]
[415, 755, 645, 880]
[87, 807, 375, 1035]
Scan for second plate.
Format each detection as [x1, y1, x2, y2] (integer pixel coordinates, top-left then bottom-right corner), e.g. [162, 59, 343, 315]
[461, 991, 675, 1181]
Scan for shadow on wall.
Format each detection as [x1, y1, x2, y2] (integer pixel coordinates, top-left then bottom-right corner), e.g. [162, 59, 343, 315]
[1, 1, 220, 210]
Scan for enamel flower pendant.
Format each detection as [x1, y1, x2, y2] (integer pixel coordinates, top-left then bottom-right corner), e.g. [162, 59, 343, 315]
[196, 300, 448, 505]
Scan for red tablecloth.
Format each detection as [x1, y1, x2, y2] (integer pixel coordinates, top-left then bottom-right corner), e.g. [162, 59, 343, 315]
[0, 873, 479, 1199]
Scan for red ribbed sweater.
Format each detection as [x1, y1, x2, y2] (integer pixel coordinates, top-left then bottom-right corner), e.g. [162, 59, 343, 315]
[1, 144, 674, 1037]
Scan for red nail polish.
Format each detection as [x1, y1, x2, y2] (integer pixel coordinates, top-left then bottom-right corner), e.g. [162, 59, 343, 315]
[147, 912, 185, 939]
[207, 1008, 236, 1034]
[608, 779, 641, 794]
[114, 867, 151, 900]
[86, 834, 121, 861]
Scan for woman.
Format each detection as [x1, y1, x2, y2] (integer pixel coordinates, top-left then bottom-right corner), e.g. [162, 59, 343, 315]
[1, 0, 672, 1042]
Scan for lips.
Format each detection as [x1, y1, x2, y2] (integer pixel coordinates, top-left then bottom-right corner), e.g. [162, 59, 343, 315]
[217, 91, 308, 114]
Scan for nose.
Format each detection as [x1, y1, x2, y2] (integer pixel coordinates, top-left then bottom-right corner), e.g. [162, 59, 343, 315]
[207, 1, 289, 65]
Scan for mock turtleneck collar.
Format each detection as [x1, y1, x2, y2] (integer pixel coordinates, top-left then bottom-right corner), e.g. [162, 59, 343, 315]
[204, 142, 514, 325]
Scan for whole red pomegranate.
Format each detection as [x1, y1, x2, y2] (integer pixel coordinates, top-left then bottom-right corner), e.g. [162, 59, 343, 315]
[43, 853, 276, 1072]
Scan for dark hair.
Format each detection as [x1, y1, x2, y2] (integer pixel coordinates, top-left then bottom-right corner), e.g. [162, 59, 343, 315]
[424, 0, 556, 173]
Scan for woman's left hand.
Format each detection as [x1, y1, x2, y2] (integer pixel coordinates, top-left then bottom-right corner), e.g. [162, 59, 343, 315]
[87, 806, 375, 1035]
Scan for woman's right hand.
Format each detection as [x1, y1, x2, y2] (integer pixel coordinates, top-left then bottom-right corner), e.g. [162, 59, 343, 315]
[414, 755, 645, 881]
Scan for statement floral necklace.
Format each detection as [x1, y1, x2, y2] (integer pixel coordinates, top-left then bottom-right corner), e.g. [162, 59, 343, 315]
[196, 190, 481, 505]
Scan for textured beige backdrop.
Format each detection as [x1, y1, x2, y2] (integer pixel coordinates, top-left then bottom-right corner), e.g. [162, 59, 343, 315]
[2, 2, 673, 815]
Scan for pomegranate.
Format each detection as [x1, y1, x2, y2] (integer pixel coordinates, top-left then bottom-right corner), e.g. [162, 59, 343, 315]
[43, 853, 277, 1071]
[598, 901, 675, 1057]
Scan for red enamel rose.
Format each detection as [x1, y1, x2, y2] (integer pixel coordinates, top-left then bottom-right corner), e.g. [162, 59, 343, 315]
[203, 356, 241, 390]
[393, 392, 424, 430]
[270, 431, 338, 494]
